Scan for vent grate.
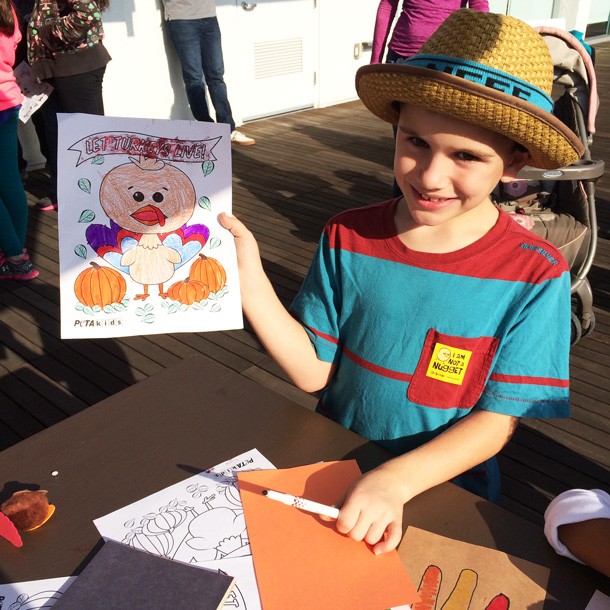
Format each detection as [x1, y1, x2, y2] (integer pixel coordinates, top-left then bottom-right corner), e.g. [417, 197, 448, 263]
[254, 38, 303, 79]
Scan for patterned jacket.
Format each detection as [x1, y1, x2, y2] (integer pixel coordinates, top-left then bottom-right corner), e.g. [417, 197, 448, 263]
[27, 0, 111, 80]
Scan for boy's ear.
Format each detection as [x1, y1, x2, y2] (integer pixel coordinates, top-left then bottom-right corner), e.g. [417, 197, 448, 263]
[499, 148, 531, 183]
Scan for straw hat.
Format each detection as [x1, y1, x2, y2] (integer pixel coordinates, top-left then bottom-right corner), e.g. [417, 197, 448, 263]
[356, 9, 584, 169]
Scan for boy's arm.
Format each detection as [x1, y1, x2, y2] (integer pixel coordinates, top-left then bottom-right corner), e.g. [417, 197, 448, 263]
[336, 409, 519, 553]
[219, 212, 334, 393]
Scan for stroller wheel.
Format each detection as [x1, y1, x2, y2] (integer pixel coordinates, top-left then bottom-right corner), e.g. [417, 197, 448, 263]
[570, 311, 582, 345]
[580, 311, 596, 339]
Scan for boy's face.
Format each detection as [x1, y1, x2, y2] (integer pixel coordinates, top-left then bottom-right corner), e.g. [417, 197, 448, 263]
[394, 104, 529, 229]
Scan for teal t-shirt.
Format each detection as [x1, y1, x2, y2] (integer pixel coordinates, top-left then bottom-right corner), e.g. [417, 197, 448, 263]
[290, 199, 571, 501]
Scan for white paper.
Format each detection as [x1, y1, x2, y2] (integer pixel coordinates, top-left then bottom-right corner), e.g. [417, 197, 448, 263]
[94, 448, 275, 609]
[0, 576, 75, 608]
[206, 555, 262, 610]
[14, 61, 53, 123]
[586, 590, 610, 610]
[57, 113, 243, 339]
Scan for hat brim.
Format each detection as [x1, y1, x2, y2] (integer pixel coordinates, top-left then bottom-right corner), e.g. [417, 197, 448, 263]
[356, 63, 584, 170]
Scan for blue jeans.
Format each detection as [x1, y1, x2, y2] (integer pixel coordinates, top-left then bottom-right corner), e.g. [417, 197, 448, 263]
[166, 17, 235, 132]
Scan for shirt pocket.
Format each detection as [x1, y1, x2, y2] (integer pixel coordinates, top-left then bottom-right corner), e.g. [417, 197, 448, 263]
[407, 328, 499, 409]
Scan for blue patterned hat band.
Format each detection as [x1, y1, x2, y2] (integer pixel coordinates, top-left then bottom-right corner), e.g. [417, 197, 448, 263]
[403, 54, 554, 114]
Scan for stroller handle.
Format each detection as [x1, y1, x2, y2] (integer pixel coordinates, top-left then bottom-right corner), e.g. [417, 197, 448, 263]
[518, 159, 604, 182]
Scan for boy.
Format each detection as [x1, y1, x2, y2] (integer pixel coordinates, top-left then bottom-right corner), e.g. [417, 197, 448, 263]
[220, 10, 584, 554]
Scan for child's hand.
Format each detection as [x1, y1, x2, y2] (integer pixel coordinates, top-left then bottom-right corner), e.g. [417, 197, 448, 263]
[336, 468, 406, 554]
[218, 212, 266, 299]
[218, 211, 260, 267]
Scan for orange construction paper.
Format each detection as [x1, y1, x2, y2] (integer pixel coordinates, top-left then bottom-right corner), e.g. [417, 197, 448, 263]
[237, 460, 420, 610]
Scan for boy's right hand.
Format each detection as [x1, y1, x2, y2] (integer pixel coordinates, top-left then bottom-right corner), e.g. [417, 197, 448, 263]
[218, 212, 266, 299]
[218, 211, 260, 263]
[218, 211, 332, 392]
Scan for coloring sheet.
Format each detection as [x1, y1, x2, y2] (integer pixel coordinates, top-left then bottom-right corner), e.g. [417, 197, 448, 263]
[14, 61, 53, 123]
[206, 556, 261, 610]
[57, 113, 243, 339]
[94, 449, 275, 609]
[0, 576, 75, 609]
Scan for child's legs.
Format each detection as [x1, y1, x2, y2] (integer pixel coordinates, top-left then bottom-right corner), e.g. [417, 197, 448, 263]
[31, 106, 50, 162]
[41, 68, 107, 200]
[52, 67, 106, 115]
[0, 110, 29, 256]
[40, 89, 60, 201]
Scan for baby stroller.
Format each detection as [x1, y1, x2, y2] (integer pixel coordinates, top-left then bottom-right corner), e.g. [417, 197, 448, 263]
[493, 27, 605, 345]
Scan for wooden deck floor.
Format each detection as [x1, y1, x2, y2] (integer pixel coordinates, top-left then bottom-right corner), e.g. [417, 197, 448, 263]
[1, 42, 609, 527]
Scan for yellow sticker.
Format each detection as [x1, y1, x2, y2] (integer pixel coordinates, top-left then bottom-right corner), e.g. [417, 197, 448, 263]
[426, 342, 472, 385]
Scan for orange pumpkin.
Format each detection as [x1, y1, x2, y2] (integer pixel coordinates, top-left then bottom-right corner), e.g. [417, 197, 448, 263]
[74, 262, 127, 308]
[189, 255, 226, 293]
[167, 278, 210, 305]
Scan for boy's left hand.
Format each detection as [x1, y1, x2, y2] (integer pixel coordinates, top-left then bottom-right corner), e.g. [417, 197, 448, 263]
[335, 468, 405, 554]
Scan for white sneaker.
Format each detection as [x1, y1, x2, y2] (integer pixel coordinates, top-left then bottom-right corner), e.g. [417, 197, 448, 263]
[231, 130, 256, 146]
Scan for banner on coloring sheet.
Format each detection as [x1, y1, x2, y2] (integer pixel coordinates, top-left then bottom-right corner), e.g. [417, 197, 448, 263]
[57, 114, 242, 339]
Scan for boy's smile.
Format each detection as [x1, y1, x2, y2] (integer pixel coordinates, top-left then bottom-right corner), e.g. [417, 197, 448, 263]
[410, 188, 458, 210]
[394, 104, 529, 250]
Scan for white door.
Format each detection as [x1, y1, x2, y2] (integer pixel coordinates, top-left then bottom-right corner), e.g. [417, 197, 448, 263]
[236, 0, 316, 121]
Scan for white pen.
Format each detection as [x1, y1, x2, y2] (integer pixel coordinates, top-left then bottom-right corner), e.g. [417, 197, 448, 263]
[262, 489, 340, 519]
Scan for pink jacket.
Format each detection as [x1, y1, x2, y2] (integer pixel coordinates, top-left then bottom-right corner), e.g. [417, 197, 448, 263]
[371, 0, 489, 64]
[0, 5, 23, 112]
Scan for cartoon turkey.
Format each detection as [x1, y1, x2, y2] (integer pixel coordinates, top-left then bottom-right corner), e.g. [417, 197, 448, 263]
[86, 156, 209, 300]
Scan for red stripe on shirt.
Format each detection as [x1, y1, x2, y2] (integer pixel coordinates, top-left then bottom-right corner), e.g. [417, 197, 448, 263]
[306, 327, 412, 382]
[307, 326, 339, 345]
[344, 346, 413, 382]
[308, 322, 567, 388]
[324, 201, 568, 283]
[489, 373, 569, 388]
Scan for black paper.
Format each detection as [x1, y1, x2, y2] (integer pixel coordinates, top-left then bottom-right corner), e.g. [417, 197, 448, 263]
[52, 539, 235, 609]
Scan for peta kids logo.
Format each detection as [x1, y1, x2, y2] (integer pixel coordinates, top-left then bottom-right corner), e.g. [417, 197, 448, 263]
[426, 342, 472, 385]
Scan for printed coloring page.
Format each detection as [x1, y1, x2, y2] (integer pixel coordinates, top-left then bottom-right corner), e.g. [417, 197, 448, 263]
[57, 113, 242, 339]
[94, 449, 275, 609]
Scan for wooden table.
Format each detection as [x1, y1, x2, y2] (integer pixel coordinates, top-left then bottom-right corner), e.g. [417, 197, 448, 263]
[0, 355, 607, 606]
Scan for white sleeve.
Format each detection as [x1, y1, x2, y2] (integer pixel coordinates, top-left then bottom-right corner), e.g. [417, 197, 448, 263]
[543, 489, 610, 564]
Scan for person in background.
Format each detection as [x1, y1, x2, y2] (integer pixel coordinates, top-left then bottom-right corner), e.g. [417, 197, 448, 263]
[219, 10, 583, 554]
[0, 0, 39, 279]
[12, 0, 49, 182]
[27, 0, 111, 211]
[371, 0, 489, 65]
[372, 0, 489, 196]
[544, 488, 610, 578]
[161, 0, 256, 147]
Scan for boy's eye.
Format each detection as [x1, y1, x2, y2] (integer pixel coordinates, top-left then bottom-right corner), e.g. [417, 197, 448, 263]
[456, 151, 480, 162]
[407, 136, 428, 148]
